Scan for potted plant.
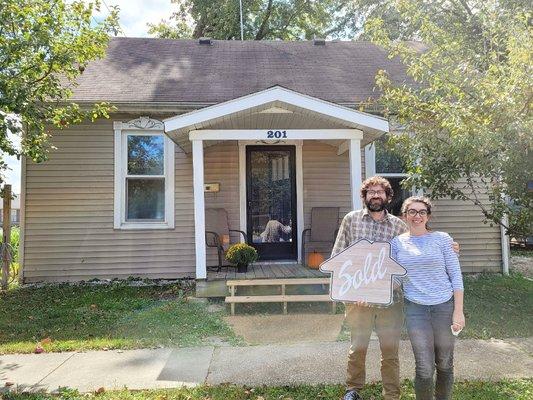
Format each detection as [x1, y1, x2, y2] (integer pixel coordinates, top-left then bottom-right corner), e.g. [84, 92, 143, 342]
[225, 243, 258, 273]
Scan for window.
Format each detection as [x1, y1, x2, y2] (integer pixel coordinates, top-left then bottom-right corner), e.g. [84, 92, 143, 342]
[10, 210, 19, 224]
[367, 135, 412, 216]
[114, 117, 174, 229]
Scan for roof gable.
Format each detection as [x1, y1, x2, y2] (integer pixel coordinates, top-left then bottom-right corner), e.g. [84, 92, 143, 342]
[164, 86, 388, 136]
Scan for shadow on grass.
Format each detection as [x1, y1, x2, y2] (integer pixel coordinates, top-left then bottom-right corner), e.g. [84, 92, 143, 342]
[0, 281, 241, 354]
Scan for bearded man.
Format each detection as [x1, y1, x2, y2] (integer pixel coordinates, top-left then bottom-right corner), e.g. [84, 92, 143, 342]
[332, 176, 407, 400]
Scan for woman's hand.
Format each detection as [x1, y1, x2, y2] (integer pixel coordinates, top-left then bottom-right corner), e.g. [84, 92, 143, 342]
[452, 309, 465, 330]
[452, 241, 460, 254]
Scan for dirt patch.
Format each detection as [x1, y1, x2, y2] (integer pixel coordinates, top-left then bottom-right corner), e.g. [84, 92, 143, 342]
[224, 314, 345, 345]
[510, 256, 533, 278]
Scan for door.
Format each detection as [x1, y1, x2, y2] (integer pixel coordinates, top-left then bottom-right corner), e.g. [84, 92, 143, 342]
[246, 146, 297, 260]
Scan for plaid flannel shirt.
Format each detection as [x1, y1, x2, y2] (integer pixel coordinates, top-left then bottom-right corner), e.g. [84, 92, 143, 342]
[331, 208, 408, 307]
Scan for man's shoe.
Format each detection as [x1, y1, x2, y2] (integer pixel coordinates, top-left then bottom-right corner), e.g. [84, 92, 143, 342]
[343, 389, 362, 400]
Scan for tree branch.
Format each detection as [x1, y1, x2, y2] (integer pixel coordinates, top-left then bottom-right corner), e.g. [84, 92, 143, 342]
[28, 59, 55, 86]
[255, 0, 274, 40]
[465, 173, 510, 231]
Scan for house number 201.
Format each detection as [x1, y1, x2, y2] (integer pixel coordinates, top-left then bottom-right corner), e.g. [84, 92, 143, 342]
[266, 130, 287, 139]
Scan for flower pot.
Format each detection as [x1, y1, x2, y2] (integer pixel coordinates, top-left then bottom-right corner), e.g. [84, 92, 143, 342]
[237, 263, 248, 273]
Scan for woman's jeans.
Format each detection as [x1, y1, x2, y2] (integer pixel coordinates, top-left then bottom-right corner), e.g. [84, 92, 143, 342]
[405, 298, 455, 400]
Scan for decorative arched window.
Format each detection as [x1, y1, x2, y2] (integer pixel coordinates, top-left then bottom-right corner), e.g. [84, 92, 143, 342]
[113, 117, 175, 229]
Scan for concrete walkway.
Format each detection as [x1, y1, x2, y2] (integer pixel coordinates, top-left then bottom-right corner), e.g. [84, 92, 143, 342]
[1, 338, 531, 393]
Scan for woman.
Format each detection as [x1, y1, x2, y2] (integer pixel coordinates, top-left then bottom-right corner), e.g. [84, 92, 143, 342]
[391, 196, 465, 400]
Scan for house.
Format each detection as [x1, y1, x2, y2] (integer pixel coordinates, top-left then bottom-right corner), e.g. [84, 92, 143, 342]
[19, 38, 508, 286]
[0, 194, 21, 227]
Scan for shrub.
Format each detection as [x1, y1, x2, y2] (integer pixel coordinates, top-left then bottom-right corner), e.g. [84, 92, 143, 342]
[225, 243, 258, 265]
[0, 226, 19, 262]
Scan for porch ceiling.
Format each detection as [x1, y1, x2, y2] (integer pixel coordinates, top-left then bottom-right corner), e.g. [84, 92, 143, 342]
[164, 86, 389, 153]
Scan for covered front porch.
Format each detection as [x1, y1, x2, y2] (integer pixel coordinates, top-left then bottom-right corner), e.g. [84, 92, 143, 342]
[207, 260, 328, 281]
[164, 86, 389, 281]
[200, 260, 330, 301]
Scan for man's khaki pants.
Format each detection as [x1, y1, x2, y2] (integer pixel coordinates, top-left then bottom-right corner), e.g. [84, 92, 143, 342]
[345, 301, 403, 400]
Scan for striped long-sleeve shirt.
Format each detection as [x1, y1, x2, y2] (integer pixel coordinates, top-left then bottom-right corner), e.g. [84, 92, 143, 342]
[391, 231, 464, 305]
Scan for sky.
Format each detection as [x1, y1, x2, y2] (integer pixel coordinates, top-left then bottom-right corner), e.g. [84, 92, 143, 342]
[93, 0, 178, 37]
[3, 0, 176, 195]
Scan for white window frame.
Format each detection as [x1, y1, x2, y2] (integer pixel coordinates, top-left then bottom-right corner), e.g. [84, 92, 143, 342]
[365, 134, 418, 214]
[114, 117, 175, 230]
[366, 142, 409, 179]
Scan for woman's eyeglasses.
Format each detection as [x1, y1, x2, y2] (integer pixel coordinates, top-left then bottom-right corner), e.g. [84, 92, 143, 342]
[406, 209, 429, 217]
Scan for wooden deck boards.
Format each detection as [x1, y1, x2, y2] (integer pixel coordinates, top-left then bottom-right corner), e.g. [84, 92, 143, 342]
[207, 262, 329, 281]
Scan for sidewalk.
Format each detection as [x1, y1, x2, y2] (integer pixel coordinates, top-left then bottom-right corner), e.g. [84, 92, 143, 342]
[1, 338, 532, 393]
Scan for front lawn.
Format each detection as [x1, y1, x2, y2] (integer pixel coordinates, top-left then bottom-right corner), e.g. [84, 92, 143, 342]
[3, 380, 532, 400]
[0, 281, 240, 354]
[1, 272, 531, 354]
[464, 272, 533, 339]
[338, 272, 533, 341]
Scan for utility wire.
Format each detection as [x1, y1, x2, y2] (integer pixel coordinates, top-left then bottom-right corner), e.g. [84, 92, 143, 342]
[101, 0, 128, 37]
[239, 0, 244, 40]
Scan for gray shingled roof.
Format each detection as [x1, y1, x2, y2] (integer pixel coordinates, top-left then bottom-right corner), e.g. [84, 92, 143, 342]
[71, 38, 410, 105]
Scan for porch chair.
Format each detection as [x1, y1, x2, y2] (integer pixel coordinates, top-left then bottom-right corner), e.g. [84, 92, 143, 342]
[205, 208, 247, 272]
[301, 207, 340, 267]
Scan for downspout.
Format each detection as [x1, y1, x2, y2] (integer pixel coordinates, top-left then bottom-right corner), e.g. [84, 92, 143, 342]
[500, 214, 510, 275]
[19, 136, 27, 283]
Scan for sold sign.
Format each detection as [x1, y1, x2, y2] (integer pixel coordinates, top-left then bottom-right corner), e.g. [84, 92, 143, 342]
[320, 239, 407, 305]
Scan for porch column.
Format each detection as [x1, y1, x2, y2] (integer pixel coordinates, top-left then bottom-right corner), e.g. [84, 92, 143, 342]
[192, 139, 207, 279]
[349, 139, 363, 210]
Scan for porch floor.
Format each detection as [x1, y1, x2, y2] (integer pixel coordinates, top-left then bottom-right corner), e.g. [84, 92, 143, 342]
[206, 261, 328, 281]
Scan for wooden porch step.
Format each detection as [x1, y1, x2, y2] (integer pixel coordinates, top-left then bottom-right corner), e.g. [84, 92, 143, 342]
[226, 294, 332, 303]
[225, 278, 334, 315]
[228, 278, 329, 286]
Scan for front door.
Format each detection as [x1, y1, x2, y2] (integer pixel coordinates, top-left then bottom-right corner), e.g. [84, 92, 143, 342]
[246, 146, 297, 260]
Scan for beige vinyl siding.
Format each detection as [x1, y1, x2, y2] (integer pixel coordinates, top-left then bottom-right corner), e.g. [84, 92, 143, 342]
[203, 142, 240, 267]
[23, 124, 502, 281]
[302, 141, 353, 261]
[23, 115, 196, 282]
[430, 180, 503, 273]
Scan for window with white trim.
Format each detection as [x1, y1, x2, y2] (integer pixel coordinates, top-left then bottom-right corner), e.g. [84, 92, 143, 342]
[373, 135, 411, 216]
[114, 118, 174, 229]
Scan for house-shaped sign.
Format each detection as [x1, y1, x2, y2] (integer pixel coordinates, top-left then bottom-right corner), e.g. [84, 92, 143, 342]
[319, 239, 407, 306]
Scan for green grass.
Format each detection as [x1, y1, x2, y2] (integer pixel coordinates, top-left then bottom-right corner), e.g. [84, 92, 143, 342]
[0, 281, 241, 354]
[1, 272, 531, 354]
[337, 272, 533, 341]
[511, 247, 533, 258]
[463, 272, 533, 339]
[3, 380, 532, 400]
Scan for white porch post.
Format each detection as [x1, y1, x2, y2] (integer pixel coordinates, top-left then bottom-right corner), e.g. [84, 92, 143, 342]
[364, 143, 376, 180]
[192, 139, 207, 279]
[349, 139, 363, 210]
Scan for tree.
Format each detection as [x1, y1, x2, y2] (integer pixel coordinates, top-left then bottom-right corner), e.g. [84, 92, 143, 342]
[364, 0, 532, 237]
[0, 0, 119, 180]
[148, 0, 357, 40]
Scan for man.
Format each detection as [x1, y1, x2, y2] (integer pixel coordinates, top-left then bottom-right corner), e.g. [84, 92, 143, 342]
[332, 176, 406, 400]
